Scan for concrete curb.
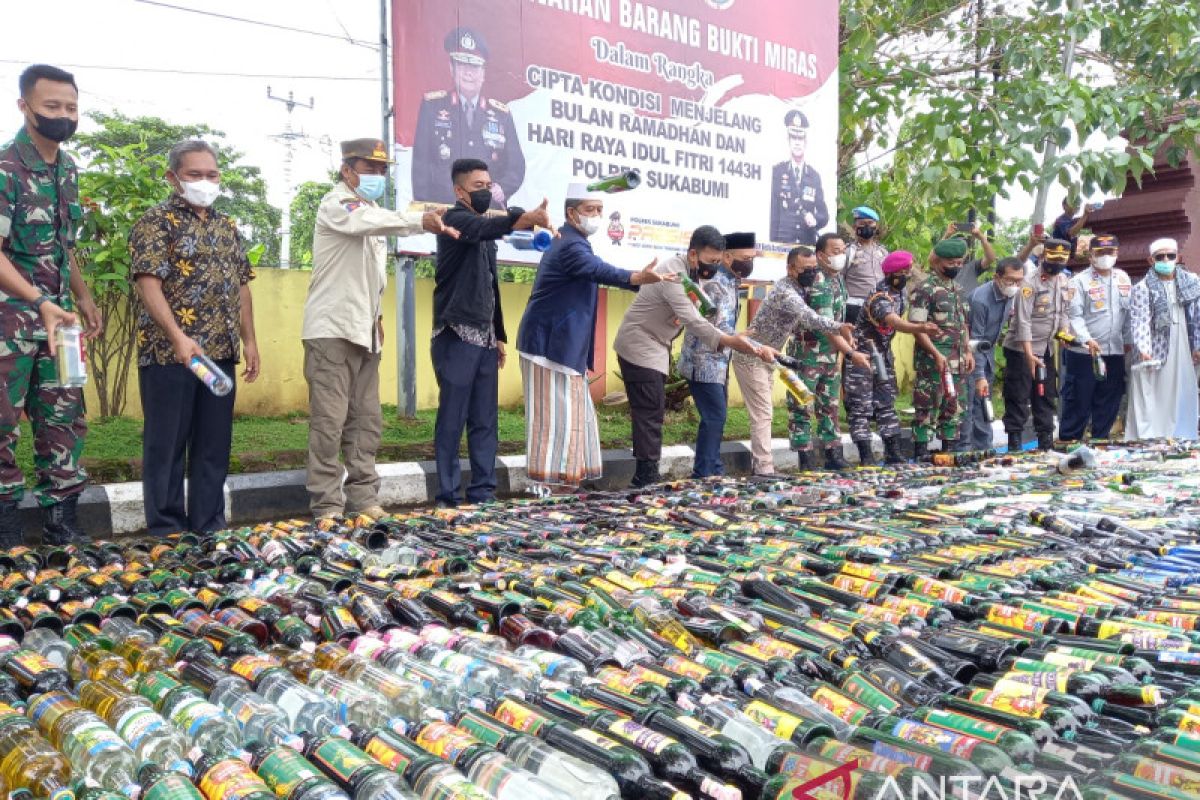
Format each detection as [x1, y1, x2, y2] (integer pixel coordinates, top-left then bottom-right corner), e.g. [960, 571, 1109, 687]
[67, 422, 1014, 537]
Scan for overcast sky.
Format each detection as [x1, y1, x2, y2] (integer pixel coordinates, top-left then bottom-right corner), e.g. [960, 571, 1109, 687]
[0, 0, 385, 211]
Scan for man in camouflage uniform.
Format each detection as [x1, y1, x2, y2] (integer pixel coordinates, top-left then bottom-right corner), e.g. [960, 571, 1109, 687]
[844, 251, 940, 465]
[787, 232, 849, 469]
[907, 238, 974, 459]
[0, 65, 103, 546]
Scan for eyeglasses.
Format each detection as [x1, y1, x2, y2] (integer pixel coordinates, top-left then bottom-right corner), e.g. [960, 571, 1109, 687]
[1155, 253, 1178, 262]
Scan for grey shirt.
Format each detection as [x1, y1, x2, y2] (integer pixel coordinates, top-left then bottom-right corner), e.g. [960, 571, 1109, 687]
[1067, 266, 1132, 356]
[843, 240, 889, 301]
[1003, 270, 1071, 354]
[968, 280, 1013, 379]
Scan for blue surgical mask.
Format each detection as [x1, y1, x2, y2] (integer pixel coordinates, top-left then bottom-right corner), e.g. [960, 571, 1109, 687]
[356, 174, 386, 201]
[1154, 261, 1177, 277]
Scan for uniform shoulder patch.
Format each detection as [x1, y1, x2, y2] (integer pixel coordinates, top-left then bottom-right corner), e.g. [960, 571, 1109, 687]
[488, 98, 509, 112]
[343, 200, 365, 213]
[1021, 286, 1033, 298]
[424, 90, 448, 101]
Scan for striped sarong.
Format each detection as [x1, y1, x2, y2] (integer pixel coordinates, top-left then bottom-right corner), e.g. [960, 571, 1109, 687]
[521, 355, 603, 486]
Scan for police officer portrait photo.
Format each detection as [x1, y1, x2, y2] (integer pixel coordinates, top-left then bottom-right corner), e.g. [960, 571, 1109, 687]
[769, 109, 829, 246]
[410, 26, 526, 209]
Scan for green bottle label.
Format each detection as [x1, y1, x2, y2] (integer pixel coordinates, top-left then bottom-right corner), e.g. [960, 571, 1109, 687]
[311, 739, 376, 784]
[144, 774, 204, 800]
[258, 748, 323, 799]
[839, 674, 901, 713]
[920, 708, 1006, 744]
[457, 712, 509, 748]
[137, 671, 183, 707]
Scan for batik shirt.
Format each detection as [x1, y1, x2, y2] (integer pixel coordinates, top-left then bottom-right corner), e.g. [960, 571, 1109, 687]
[678, 266, 739, 383]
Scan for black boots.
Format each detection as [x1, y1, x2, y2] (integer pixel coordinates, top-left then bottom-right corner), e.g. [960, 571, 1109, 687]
[1007, 432, 1022, 453]
[0, 501, 21, 549]
[1037, 434, 1055, 452]
[855, 440, 876, 467]
[43, 495, 88, 546]
[823, 446, 849, 471]
[882, 436, 905, 465]
[913, 441, 928, 461]
[796, 450, 814, 471]
[630, 459, 661, 488]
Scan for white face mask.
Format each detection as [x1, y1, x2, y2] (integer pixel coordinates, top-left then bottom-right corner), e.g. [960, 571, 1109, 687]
[827, 253, 847, 272]
[1094, 255, 1116, 271]
[999, 283, 1020, 298]
[575, 213, 602, 237]
[180, 179, 220, 208]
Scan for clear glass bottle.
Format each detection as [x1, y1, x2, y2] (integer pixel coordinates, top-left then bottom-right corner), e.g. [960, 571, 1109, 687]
[307, 670, 394, 729]
[76, 679, 192, 775]
[26, 690, 140, 794]
[134, 672, 243, 758]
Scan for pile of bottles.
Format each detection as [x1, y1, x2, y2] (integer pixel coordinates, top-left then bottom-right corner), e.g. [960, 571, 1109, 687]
[4, 444, 1200, 800]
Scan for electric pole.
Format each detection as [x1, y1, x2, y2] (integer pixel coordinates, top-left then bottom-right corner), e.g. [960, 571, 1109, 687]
[267, 87, 315, 269]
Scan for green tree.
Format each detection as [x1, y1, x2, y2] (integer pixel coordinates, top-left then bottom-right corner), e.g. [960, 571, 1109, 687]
[288, 180, 333, 269]
[838, 0, 1200, 243]
[74, 112, 281, 267]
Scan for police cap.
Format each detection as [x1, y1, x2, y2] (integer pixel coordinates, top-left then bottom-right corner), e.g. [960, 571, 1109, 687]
[784, 110, 809, 135]
[340, 138, 393, 163]
[446, 27, 488, 66]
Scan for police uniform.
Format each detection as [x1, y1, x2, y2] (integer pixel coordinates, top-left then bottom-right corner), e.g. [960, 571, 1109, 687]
[0, 127, 87, 522]
[1002, 240, 1072, 449]
[411, 28, 525, 206]
[1059, 234, 1130, 441]
[768, 110, 827, 245]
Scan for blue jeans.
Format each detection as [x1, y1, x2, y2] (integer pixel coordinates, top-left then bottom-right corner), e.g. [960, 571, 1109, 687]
[688, 380, 727, 477]
[431, 329, 498, 505]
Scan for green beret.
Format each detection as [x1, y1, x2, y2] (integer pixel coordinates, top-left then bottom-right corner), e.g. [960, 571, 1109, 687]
[933, 238, 968, 259]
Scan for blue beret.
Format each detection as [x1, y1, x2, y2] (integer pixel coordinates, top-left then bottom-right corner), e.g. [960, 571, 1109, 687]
[852, 206, 879, 221]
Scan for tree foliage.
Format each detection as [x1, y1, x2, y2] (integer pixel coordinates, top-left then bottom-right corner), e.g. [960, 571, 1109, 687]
[837, 0, 1200, 254]
[74, 112, 281, 267]
[288, 180, 333, 269]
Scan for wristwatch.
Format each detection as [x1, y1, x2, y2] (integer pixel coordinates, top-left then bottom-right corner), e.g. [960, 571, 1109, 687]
[30, 295, 51, 312]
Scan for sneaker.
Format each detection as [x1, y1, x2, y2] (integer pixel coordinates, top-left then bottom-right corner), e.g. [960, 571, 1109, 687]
[350, 505, 388, 520]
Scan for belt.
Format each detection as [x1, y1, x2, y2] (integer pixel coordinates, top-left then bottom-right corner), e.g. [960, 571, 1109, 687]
[846, 298, 865, 306]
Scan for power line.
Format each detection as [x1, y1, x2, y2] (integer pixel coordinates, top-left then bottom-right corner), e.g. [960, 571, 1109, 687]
[0, 58, 377, 82]
[133, 0, 379, 50]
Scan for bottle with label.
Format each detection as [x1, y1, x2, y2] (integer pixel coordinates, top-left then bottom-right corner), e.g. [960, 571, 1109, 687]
[866, 714, 1018, 776]
[694, 698, 802, 773]
[138, 763, 207, 800]
[230, 656, 345, 739]
[741, 679, 857, 741]
[484, 697, 689, 800]
[27, 690, 141, 794]
[346, 725, 491, 800]
[313, 643, 430, 721]
[409, 720, 565, 800]
[454, 709, 621, 800]
[0, 648, 71, 697]
[76, 680, 192, 775]
[306, 670, 394, 729]
[844, 725, 987, 783]
[245, 741, 352, 800]
[193, 756, 278, 800]
[134, 671, 243, 758]
[526, 691, 740, 800]
[757, 756, 890, 800]
[300, 733, 420, 800]
[179, 662, 301, 749]
[0, 713, 75, 800]
[679, 274, 715, 316]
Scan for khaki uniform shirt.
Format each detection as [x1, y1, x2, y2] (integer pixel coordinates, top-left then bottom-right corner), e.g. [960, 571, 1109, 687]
[613, 254, 725, 375]
[302, 181, 424, 353]
[1004, 270, 1071, 354]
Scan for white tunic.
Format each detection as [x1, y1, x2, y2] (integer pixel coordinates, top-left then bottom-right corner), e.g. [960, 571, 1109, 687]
[1127, 280, 1199, 440]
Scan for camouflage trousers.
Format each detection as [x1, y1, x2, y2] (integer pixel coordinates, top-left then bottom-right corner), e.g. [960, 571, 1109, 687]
[787, 359, 841, 452]
[844, 349, 901, 443]
[0, 339, 87, 506]
[912, 348, 968, 443]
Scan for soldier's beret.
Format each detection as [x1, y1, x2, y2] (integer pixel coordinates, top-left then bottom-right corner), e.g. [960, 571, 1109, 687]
[932, 238, 968, 259]
[340, 138, 392, 163]
[882, 251, 914, 274]
[445, 27, 488, 65]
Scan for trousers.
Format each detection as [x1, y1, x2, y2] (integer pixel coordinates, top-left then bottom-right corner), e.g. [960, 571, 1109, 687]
[967, 360, 996, 451]
[688, 380, 727, 477]
[618, 355, 665, 462]
[1002, 346, 1058, 437]
[431, 329, 499, 505]
[732, 357, 776, 475]
[1059, 350, 1127, 440]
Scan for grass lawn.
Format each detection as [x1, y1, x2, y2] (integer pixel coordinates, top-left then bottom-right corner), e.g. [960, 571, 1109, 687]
[16, 385, 995, 484]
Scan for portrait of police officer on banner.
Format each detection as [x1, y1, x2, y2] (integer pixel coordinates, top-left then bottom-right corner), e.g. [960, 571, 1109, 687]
[411, 26, 526, 209]
[769, 110, 828, 246]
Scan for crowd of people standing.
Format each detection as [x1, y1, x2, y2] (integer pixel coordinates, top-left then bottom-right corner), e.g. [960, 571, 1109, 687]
[2, 63, 1197, 542]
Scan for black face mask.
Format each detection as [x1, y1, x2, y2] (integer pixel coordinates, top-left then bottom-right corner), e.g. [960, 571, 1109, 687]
[466, 188, 492, 214]
[942, 266, 961, 280]
[695, 260, 721, 280]
[856, 225, 876, 240]
[1042, 262, 1066, 276]
[887, 274, 908, 292]
[730, 259, 754, 279]
[796, 269, 818, 288]
[30, 113, 77, 143]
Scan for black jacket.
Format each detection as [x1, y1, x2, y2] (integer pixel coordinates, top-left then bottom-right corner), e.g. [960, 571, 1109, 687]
[433, 202, 521, 342]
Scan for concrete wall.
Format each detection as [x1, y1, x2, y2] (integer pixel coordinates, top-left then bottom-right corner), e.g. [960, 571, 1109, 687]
[91, 269, 916, 418]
